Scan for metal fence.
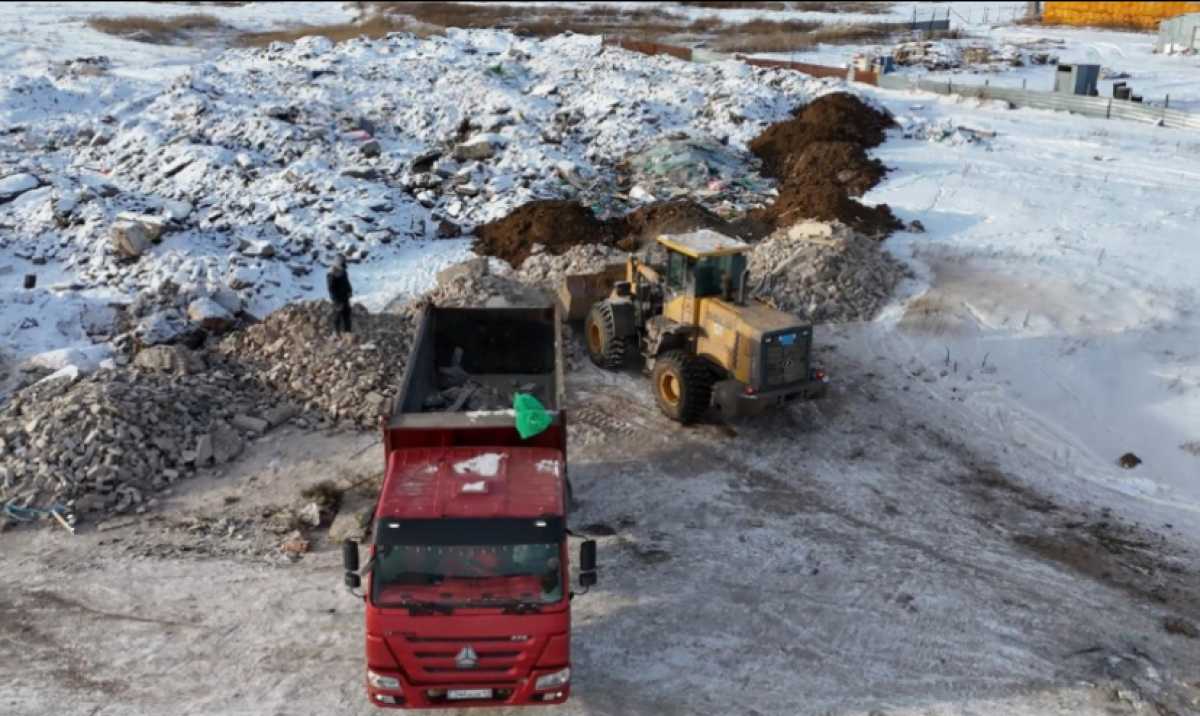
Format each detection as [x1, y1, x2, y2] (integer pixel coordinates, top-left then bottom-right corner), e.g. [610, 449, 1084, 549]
[877, 74, 1200, 130]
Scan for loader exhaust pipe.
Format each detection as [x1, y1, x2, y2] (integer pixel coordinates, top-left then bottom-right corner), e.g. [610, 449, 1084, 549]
[739, 269, 750, 305]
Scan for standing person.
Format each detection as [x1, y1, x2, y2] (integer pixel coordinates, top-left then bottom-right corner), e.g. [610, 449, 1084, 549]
[327, 255, 353, 334]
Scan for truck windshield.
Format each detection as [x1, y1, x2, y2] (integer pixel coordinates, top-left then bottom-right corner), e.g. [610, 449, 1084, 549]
[372, 542, 564, 609]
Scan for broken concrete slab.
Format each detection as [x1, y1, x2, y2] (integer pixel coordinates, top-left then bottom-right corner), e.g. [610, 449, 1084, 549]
[187, 297, 235, 334]
[231, 414, 269, 435]
[436, 257, 489, 287]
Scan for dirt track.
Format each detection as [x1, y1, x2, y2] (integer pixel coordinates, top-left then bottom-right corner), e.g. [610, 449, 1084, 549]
[3, 323, 1199, 716]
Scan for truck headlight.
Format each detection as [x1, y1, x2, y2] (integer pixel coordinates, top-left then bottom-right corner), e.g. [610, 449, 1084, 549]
[534, 667, 570, 690]
[368, 670, 401, 690]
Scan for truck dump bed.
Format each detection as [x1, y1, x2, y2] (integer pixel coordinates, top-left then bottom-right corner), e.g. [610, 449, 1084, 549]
[385, 306, 565, 443]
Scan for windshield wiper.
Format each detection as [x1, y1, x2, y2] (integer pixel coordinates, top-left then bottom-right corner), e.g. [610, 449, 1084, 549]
[393, 600, 454, 615]
[467, 597, 545, 614]
[501, 601, 544, 615]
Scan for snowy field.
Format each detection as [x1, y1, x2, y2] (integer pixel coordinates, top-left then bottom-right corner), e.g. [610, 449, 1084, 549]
[857, 86, 1200, 509]
[2, 4, 1200, 716]
[0, 1, 358, 78]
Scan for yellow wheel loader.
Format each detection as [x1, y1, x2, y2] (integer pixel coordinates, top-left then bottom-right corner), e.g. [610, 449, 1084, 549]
[560, 230, 828, 424]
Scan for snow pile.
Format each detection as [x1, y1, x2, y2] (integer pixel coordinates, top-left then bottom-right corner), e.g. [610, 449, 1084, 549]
[749, 220, 909, 324]
[893, 115, 994, 145]
[0, 30, 827, 348]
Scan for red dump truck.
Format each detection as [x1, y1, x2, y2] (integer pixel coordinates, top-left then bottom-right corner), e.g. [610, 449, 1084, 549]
[342, 305, 596, 710]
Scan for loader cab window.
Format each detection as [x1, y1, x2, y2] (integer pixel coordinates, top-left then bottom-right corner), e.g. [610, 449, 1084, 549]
[665, 251, 691, 293]
[693, 254, 748, 298]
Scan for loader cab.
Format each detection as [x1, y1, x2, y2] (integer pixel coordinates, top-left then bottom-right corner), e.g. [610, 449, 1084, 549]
[657, 231, 751, 302]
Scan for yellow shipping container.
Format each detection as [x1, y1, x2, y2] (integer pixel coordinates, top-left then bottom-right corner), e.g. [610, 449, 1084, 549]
[1044, 1, 1200, 28]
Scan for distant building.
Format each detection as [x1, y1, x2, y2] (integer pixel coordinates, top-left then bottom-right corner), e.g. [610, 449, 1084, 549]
[1156, 12, 1200, 52]
[1041, 1, 1200, 29]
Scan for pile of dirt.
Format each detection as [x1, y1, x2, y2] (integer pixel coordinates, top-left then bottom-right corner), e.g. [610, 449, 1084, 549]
[748, 92, 902, 237]
[478, 94, 902, 267]
[474, 200, 615, 267]
[616, 200, 737, 249]
[779, 141, 887, 197]
[748, 220, 910, 323]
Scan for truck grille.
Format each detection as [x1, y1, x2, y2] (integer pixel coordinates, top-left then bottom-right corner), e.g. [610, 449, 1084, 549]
[763, 336, 807, 386]
[401, 635, 530, 679]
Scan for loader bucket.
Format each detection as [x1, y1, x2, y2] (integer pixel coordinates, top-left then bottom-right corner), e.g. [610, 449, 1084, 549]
[557, 262, 626, 321]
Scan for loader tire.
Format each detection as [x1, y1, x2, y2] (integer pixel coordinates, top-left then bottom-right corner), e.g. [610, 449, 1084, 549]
[585, 301, 629, 370]
[652, 350, 713, 425]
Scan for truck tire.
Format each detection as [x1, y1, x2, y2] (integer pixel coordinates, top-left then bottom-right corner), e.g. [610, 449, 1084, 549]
[652, 350, 713, 425]
[585, 301, 628, 370]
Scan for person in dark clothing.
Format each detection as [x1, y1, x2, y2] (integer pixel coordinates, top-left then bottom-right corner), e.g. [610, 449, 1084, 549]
[327, 255, 353, 334]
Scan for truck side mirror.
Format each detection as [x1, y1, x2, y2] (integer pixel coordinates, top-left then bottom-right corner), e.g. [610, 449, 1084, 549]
[579, 540, 597, 588]
[343, 540, 361, 589]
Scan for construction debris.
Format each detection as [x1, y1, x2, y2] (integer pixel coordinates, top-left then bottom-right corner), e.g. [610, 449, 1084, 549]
[0, 349, 281, 520]
[749, 220, 909, 324]
[216, 302, 416, 430]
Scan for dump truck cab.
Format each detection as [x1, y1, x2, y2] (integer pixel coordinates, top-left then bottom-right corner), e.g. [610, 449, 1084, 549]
[569, 230, 828, 423]
[344, 306, 596, 709]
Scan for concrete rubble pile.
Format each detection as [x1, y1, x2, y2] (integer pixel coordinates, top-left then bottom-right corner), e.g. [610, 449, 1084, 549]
[216, 301, 416, 429]
[0, 30, 824, 323]
[0, 345, 294, 521]
[749, 220, 909, 323]
[893, 115, 995, 146]
[512, 243, 624, 290]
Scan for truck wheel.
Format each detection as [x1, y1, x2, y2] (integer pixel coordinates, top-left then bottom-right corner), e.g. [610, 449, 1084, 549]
[584, 302, 628, 370]
[652, 351, 713, 425]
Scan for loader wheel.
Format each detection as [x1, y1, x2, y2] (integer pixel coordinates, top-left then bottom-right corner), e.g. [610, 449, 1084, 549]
[584, 302, 628, 370]
[652, 350, 713, 425]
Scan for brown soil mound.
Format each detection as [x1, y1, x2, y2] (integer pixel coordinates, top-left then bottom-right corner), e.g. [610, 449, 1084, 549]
[617, 200, 735, 249]
[474, 200, 614, 267]
[478, 94, 901, 264]
[750, 93, 893, 177]
[779, 141, 886, 197]
[753, 181, 901, 236]
[750, 92, 900, 236]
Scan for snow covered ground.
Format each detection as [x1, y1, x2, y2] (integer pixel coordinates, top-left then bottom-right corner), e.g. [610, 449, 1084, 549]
[3, 7, 1200, 715]
[857, 84, 1200, 509]
[0, 2, 359, 79]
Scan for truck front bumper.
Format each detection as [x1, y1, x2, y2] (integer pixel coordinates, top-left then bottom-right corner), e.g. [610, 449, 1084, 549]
[712, 374, 829, 418]
[367, 669, 570, 709]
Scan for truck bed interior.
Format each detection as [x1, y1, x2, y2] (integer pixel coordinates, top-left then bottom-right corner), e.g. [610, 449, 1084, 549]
[394, 306, 563, 422]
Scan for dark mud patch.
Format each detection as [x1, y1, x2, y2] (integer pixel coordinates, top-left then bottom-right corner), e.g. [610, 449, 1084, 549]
[1013, 519, 1194, 610]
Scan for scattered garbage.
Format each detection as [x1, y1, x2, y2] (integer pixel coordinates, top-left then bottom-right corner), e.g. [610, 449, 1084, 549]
[621, 138, 770, 215]
[1118, 452, 1142, 469]
[891, 39, 1059, 71]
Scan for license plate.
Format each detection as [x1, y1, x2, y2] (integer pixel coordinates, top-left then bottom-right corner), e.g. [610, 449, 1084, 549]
[447, 689, 492, 701]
